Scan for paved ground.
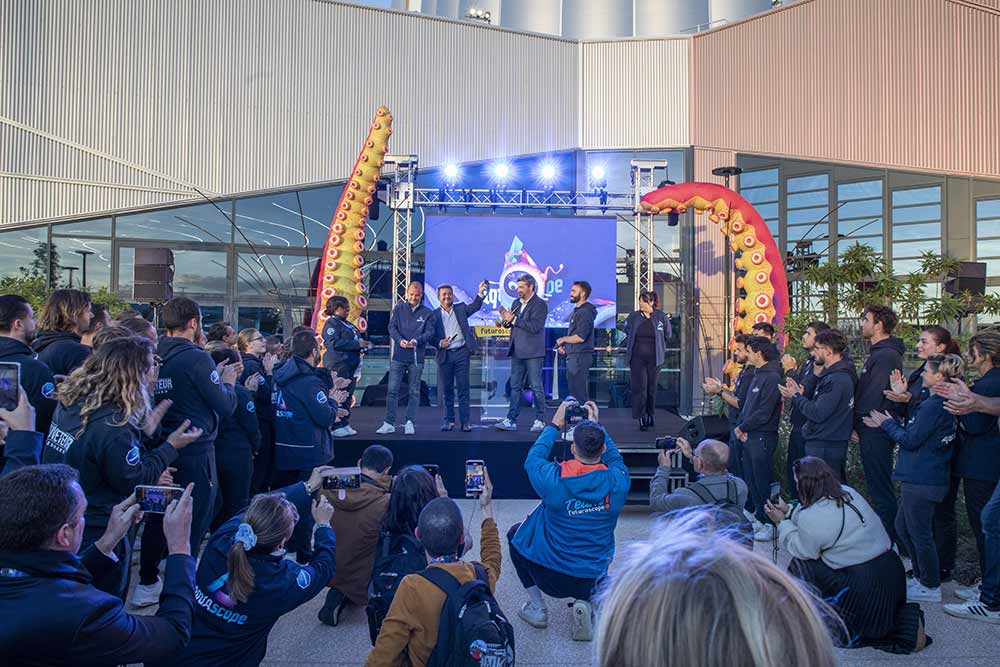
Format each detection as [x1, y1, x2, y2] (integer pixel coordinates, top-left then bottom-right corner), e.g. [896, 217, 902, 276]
[132, 500, 998, 666]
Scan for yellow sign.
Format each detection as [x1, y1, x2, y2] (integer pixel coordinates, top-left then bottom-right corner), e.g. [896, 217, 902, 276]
[474, 326, 510, 339]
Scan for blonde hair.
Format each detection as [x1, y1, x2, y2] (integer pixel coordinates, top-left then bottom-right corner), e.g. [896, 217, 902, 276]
[226, 493, 299, 604]
[57, 335, 154, 432]
[925, 353, 964, 381]
[236, 328, 261, 354]
[38, 289, 91, 333]
[596, 510, 837, 667]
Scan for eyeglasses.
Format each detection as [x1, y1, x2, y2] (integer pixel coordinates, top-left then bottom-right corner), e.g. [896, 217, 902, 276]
[249, 336, 264, 343]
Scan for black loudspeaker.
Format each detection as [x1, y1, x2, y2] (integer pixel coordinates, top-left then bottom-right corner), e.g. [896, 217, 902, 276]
[945, 261, 987, 298]
[133, 248, 174, 302]
[681, 415, 731, 444]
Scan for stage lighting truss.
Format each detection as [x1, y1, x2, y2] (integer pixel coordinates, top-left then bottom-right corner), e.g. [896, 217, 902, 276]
[411, 187, 633, 211]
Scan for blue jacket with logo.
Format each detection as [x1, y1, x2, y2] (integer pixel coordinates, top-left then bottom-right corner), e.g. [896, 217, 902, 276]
[273, 356, 337, 471]
[728, 363, 756, 427]
[791, 358, 857, 444]
[388, 302, 435, 365]
[0, 336, 57, 438]
[736, 360, 783, 435]
[788, 357, 820, 431]
[154, 482, 335, 667]
[217, 385, 261, 456]
[511, 425, 630, 579]
[31, 330, 91, 377]
[882, 394, 957, 487]
[239, 353, 273, 425]
[322, 315, 365, 369]
[954, 367, 1000, 481]
[155, 337, 237, 457]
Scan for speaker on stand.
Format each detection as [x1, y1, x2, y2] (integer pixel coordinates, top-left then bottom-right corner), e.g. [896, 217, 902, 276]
[133, 248, 175, 327]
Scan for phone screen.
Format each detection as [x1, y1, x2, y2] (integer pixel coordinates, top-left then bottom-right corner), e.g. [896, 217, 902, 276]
[422, 464, 439, 478]
[0, 362, 21, 412]
[769, 482, 782, 503]
[135, 485, 183, 514]
[322, 466, 362, 490]
[465, 460, 485, 497]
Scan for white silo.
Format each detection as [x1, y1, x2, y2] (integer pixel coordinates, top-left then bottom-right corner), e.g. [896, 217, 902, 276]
[501, 0, 561, 36]
[634, 0, 710, 36]
[709, 0, 774, 26]
[561, 0, 632, 40]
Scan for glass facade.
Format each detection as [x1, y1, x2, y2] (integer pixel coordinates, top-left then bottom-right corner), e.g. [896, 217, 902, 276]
[785, 173, 830, 256]
[891, 185, 942, 275]
[739, 168, 780, 245]
[837, 179, 884, 257]
[977, 198, 1000, 278]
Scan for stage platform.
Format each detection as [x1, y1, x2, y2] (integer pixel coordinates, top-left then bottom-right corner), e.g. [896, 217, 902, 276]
[332, 407, 689, 501]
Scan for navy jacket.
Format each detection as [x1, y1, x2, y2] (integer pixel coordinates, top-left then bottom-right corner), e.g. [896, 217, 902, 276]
[273, 356, 336, 471]
[43, 402, 178, 530]
[736, 360, 782, 434]
[788, 357, 821, 431]
[564, 301, 597, 355]
[155, 337, 237, 457]
[0, 547, 195, 667]
[791, 358, 857, 444]
[217, 385, 261, 456]
[322, 315, 365, 369]
[505, 295, 548, 360]
[855, 337, 905, 427]
[158, 482, 335, 667]
[388, 302, 435, 365]
[31, 330, 91, 377]
[882, 394, 956, 487]
[624, 310, 672, 367]
[955, 367, 1000, 481]
[0, 336, 57, 437]
[0, 430, 43, 476]
[240, 354, 274, 425]
[728, 364, 757, 427]
[432, 294, 484, 360]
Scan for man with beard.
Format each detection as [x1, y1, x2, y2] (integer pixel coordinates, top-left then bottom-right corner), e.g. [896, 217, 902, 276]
[0, 295, 57, 437]
[780, 321, 831, 497]
[556, 281, 598, 405]
[703, 333, 753, 482]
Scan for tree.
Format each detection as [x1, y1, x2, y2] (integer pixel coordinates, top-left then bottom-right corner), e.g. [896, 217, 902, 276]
[28, 241, 60, 288]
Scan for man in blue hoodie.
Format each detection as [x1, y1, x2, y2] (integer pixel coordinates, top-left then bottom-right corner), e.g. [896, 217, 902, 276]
[376, 281, 434, 436]
[853, 304, 905, 543]
[0, 295, 57, 440]
[31, 288, 93, 377]
[780, 321, 830, 497]
[780, 329, 857, 480]
[703, 333, 754, 483]
[508, 400, 629, 642]
[154, 297, 239, 554]
[734, 336, 782, 536]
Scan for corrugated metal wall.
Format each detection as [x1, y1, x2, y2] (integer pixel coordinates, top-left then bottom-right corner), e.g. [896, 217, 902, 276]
[578, 38, 690, 149]
[692, 0, 1000, 179]
[0, 0, 577, 224]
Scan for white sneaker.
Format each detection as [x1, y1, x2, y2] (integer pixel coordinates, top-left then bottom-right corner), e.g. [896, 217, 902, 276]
[530, 420, 545, 433]
[375, 422, 395, 435]
[753, 524, 773, 542]
[907, 579, 942, 603]
[517, 600, 548, 628]
[344, 425, 358, 436]
[956, 584, 982, 602]
[494, 419, 516, 431]
[943, 601, 1000, 624]
[131, 578, 163, 608]
[332, 426, 353, 438]
[571, 599, 594, 641]
[404, 421, 415, 435]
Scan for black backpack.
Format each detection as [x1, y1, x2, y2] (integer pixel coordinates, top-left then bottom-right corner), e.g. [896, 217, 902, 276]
[366, 531, 428, 644]
[686, 479, 754, 548]
[420, 564, 516, 667]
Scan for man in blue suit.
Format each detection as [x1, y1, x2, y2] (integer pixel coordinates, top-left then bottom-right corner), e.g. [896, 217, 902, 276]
[496, 274, 548, 433]
[434, 281, 488, 432]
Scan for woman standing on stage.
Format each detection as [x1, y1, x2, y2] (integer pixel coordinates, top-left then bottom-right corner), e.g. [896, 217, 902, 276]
[624, 292, 672, 431]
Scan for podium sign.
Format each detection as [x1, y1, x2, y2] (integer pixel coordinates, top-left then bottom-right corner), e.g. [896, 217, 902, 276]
[475, 326, 511, 422]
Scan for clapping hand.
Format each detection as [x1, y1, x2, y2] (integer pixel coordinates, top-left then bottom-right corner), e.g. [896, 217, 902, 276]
[167, 419, 204, 450]
[218, 360, 240, 387]
[778, 377, 803, 399]
[244, 373, 262, 392]
[702, 377, 723, 395]
[157, 466, 177, 487]
[781, 354, 797, 373]
[263, 353, 279, 375]
[884, 369, 911, 403]
[862, 410, 892, 429]
[332, 374, 352, 390]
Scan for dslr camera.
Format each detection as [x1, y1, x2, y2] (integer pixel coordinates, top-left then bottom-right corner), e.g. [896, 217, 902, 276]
[564, 397, 589, 424]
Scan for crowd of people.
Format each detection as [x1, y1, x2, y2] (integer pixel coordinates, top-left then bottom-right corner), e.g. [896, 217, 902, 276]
[0, 286, 998, 667]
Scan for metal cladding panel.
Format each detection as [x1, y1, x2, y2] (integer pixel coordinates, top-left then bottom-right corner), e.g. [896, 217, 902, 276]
[579, 38, 691, 149]
[692, 0, 1000, 179]
[1, 0, 577, 224]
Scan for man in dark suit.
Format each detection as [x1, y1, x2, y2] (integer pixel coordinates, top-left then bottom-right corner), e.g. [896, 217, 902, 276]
[496, 274, 548, 433]
[434, 281, 488, 432]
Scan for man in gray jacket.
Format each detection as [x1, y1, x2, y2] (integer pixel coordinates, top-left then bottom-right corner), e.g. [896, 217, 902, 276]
[650, 437, 748, 514]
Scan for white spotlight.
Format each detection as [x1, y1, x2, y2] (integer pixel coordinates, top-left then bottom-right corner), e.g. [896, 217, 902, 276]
[540, 163, 557, 182]
[494, 163, 511, 180]
[590, 165, 606, 180]
[443, 164, 459, 182]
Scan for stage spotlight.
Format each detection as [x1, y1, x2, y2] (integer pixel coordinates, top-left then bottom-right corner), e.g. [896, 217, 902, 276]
[590, 165, 606, 180]
[540, 162, 557, 183]
[443, 163, 459, 184]
[493, 162, 511, 181]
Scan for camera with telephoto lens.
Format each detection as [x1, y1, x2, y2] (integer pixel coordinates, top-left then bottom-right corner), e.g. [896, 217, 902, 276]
[564, 397, 589, 424]
[655, 437, 688, 492]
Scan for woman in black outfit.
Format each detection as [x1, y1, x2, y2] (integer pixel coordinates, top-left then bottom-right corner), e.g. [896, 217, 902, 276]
[624, 292, 672, 431]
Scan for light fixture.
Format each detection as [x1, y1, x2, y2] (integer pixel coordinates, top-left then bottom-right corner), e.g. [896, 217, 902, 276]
[443, 163, 460, 185]
[590, 165, 606, 180]
[493, 162, 511, 181]
[589, 164, 607, 189]
[540, 162, 557, 183]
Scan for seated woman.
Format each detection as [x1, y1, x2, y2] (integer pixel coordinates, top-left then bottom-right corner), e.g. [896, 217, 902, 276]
[152, 466, 338, 667]
[765, 457, 907, 648]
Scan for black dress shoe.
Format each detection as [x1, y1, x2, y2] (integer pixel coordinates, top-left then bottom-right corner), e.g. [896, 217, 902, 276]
[318, 588, 348, 627]
[441, 421, 455, 432]
[638, 417, 648, 431]
[461, 424, 472, 432]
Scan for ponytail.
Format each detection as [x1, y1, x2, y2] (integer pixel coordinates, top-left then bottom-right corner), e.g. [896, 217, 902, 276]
[227, 539, 257, 604]
[925, 325, 960, 356]
[224, 493, 299, 604]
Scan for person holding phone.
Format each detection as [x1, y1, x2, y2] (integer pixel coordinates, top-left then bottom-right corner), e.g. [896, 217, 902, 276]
[0, 294, 58, 438]
[377, 281, 435, 436]
[432, 281, 486, 432]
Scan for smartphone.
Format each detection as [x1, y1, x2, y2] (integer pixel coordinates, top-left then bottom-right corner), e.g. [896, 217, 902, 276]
[422, 464, 439, 478]
[135, 485, 184, 514]
[0, 362, 20, 412]
[769, 481, 782, 503]
[465, 459, 485, 497]
[322, 466, 362, 490]
[655, 436, 677, 451]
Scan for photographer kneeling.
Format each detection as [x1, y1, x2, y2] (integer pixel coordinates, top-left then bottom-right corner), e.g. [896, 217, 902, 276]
[508, 400, 630, 641]
[650, 437, 748, 515]
[765, 457, 909, 649]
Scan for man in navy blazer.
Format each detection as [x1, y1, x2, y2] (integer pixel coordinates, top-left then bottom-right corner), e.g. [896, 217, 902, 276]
[433, 281, 488, 432]
[496, 274, 549, 432]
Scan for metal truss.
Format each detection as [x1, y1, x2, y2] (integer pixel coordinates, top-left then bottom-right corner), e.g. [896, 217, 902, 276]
[410, 187, 633, 211]
[630, 160, 670, 306]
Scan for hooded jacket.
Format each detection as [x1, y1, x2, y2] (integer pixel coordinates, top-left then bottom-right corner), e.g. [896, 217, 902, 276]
[0, 547, 195, 667]
[564, 301, 597, 354]
[791, 358, 858, 444]
[0, 336, 57, 436]
[31, 330, 91, 377]
[788, 357, 820, 431]
[882, 394, 957, 487]
[322, 472, 392, 605]
[153, 482, 335, 667]
[955, 367, 1000, 481]
[322, 315, 365, 369]
[511, 425, 630, 579]
[272, 355, 336, 471]
[854, 337, 905, 427]
[216, 385, 261, 456]
[736, 360, 783, 434]
[727, 363, 756, 427]
[240, 354, 273, 423]
[155, 337, 237, 457]
[42, 402, 178, 529]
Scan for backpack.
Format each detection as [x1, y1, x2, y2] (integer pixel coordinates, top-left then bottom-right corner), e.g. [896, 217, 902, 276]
[686, 479, 754, 548]
[366, 531, 428, 644]
[420, 563, 516, 667]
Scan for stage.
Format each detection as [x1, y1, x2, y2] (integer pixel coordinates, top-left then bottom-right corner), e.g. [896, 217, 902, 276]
[332, 406, 689, 501]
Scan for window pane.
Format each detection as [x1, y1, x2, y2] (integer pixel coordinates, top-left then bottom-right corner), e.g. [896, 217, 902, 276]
[116, 202, 233, 243]
[766, 220, 780, 237]
[982, 259, 1000, 277]
[838, 199, 882, 219]
[200, 306, 225, 329]
[893, 204, 941, 224]
[839, 237, 883, 254]
[892, 222, 941, 241]
[787, 225, 815, 242]
[297, 186, 345, 248]
[739, 168, 778, 188]
[0, 226, 49, 282]
[979, 218, 1000, 238]
[892, 186, 941, 206]
[977, 199, 1000, 219]
[235, 191, 332, 249]
[838, 180, 883, 200]
[51, 238, 112, 289]
[51, 218, 111, 237]
[787, 190, 828, 208]
[787, 174, 828, 192]
[787, 206, 828, 225]
[754, 202, 778, 221]
[977, 238, 1000, 258]
[238, 307, 283, 335]
[893, 259, 924, 275]
[118, 248, 228, 296]
[741, 185, 778, 203]
[893, 239, 941, 257]
[840, 217, 883, 236]
[237, 253, 319, 298]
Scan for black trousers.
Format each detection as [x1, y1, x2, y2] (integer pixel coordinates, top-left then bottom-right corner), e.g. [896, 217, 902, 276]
[629, 350, 658, 420]
[212, 446, 253, 531]
[251, 420, 275, 493]
[934, 475, 999, 573]
[805, 440, 848, 483]
[858, 425, 899, 545]
[507, 523, 597, 601]
[438, 347, 471, 425]
[565, 352, 592, 403]
[330, 361, 359, 428]
[744, 432, 777, 523]
[786, 430, 806, 500]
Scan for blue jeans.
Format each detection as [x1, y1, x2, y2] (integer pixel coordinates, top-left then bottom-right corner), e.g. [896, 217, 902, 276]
[981, 481, 1000, 609]
[743, 432, 777, 523]
[438, 347, 471, 425]
[507, 356, 546, 423]
[385, 359, 423, 424]
[858, 425, 899, 545]
[896, 482, 947, 589]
